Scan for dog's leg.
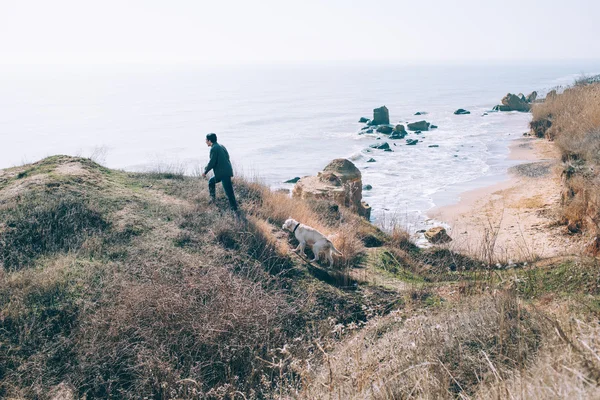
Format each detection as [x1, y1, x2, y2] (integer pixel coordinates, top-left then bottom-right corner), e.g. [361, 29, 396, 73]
[327, 249, 334, 267]
[295, 241, 306, 255]
[310, 244, 321, 263]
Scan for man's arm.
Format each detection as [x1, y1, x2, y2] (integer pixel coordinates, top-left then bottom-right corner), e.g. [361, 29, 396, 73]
[204, 146, 218, 175]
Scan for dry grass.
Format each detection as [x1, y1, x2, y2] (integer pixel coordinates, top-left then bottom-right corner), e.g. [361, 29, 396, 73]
[297, 292, 546, 399]
[476, 304, 600, 399]
[242, 183, 366, 268]
[0, 156, 389, 399]
[530, 80, 600, 245]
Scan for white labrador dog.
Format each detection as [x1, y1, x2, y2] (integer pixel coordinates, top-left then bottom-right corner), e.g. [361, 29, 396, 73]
[282, 218, 343, 267]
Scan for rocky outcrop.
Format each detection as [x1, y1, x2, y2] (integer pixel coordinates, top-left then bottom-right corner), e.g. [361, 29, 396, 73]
[372, 106, 390, 125]
[493, 93, 531, 112]
[284, 177, 300, 184]
[502, 93, 531, 112]
[407, 120, 430, 131]
[424, 227, 452, 244]
[526, 91, 537, 102]
[292, 159, 371, 219]
[454, 109, 470, 115]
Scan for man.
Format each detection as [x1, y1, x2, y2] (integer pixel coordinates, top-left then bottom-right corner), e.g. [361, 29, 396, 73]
[202, 133, 238, 211]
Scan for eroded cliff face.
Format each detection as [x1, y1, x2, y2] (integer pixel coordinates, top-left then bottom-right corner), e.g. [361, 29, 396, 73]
[292, 158, 371, 220]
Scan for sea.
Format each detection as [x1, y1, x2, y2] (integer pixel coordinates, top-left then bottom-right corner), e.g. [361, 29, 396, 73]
[1, 61, 599, 233]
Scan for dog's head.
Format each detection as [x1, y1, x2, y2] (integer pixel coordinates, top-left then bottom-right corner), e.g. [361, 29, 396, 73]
[282, 217, 298, 232]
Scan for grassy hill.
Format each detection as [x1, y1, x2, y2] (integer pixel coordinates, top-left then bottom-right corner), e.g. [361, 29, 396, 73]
[1, 155, 599, 399]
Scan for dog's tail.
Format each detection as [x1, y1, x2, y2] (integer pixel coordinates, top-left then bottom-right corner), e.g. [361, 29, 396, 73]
[328, 240, 343, 256]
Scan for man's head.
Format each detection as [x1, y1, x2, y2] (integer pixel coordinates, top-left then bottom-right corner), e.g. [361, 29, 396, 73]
[205, 133, 217, 147]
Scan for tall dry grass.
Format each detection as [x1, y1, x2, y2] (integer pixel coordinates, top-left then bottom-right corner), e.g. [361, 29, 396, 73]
[530, 80, 600, 244]
[296, 292, 546, 399]
[240, 182, 366, 268]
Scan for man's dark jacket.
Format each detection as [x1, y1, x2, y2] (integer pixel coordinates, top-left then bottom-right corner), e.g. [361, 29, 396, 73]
[204, 142, 234, 182]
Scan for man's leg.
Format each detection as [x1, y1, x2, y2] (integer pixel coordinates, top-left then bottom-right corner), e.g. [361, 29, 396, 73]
[208, 177, 217, 202]
[221, 176, 238, 211]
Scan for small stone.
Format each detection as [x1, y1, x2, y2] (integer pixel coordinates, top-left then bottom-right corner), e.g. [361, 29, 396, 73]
[363, 184, 373, 190]
[424, 227, 452, 243]
[370, 142, 390, 150]
[367, 158, 376, 162]
[454, 108, 470, 115]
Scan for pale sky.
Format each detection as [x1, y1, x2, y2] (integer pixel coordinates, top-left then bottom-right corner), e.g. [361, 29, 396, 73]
[1, 0, 599, 66]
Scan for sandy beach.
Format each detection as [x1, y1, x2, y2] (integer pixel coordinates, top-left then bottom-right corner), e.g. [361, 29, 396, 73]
[429, 136, 583, 261]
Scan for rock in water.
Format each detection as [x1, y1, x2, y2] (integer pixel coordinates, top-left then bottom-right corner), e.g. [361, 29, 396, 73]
[284, 177, 300, 183]
[372, 106, 390, 125]
[370, 142, 390, 150]
[390, 131, 407, 139]
[358, 117, 370, 123]
[424, 227, 452, 244]
[293, 159, 371, 219]
[454, 108, 470, 115]
[367, 158, 376, 162]
[394, 124, 406, 133]
[406, 139, 418, 145]
[499, 93, 531, 112]
[376, 125, 393, 134]
[407, 120, 430, 131]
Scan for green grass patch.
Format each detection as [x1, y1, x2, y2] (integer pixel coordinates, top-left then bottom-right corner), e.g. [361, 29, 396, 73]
[513, 260, 600, 298]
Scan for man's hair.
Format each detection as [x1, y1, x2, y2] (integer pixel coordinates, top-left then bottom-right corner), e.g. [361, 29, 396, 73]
[206, 133, 217, 144]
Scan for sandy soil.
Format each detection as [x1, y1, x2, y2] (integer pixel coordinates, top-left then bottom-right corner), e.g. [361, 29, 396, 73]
[428, 137, 584, 262]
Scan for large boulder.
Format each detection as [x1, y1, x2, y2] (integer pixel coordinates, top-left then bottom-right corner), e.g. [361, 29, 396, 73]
[407, 120, 430, 131]
[424, 227, 452, 244]
[293, 159, 371, 219]
[498, 93, 530, 112]
[372, 106, 390, 125]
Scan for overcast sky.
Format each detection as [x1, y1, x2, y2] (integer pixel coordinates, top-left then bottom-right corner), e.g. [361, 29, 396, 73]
[1, 0, 599, 66]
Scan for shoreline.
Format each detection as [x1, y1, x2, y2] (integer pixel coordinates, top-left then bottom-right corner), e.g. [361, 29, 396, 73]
[427, 136, 581, 260]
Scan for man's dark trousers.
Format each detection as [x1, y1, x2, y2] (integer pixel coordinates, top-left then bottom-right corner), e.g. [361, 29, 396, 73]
[209, 176, 238, 211]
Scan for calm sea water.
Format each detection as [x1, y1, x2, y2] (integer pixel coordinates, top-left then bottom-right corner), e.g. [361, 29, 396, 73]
[1, 62, 599, 230]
